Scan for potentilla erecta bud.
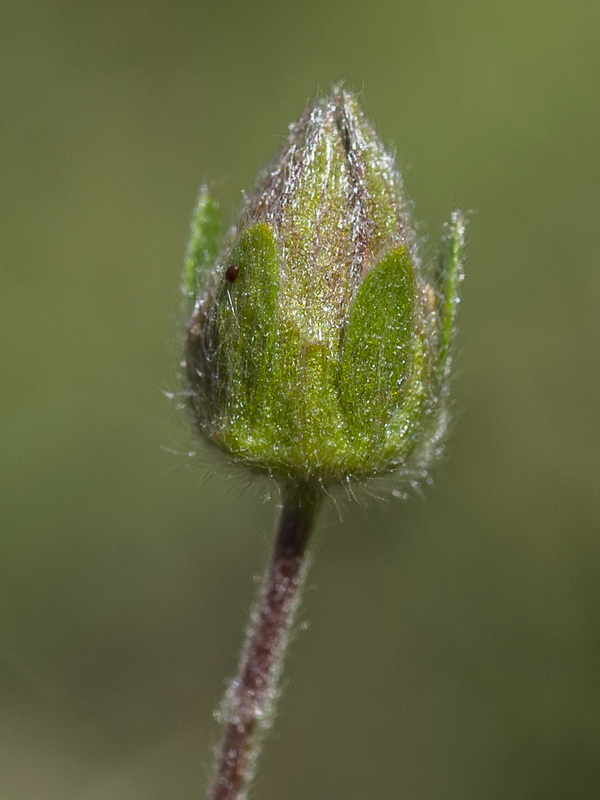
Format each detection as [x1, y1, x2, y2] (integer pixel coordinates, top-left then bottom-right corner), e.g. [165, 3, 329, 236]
[183, 88, 465, 484]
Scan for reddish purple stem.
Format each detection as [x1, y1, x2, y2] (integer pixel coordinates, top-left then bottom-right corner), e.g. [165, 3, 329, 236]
[208, 481, 321, 800]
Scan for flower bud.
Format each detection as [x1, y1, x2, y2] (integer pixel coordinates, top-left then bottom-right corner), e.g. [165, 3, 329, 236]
[183, 88, 465, 483]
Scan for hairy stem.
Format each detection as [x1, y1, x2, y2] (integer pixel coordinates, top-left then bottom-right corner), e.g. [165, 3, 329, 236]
[208, 480, 322, 800]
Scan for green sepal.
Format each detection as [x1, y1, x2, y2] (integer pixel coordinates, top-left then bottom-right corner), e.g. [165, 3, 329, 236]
[217, 223, 279, 425]
[259, 324, 349, 472]
[436, 210, 465, 377]
[184, 186, 221, 302]
[340, 246, 414, 446]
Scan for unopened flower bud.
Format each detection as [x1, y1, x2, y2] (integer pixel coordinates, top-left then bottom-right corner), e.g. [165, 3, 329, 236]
[183, 88, 465, 484]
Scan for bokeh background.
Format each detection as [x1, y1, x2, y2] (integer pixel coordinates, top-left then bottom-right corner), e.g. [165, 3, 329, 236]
[2, 0, 600, 798]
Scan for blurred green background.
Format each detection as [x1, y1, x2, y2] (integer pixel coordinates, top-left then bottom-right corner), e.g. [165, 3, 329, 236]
[2, 0, 600, 798]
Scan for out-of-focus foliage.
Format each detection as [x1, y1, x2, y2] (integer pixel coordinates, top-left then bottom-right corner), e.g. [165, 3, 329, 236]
[1, 1, 599, 798]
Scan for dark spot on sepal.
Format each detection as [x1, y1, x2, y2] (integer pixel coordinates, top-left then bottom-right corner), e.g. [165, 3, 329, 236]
[225, 264, 240, 283]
